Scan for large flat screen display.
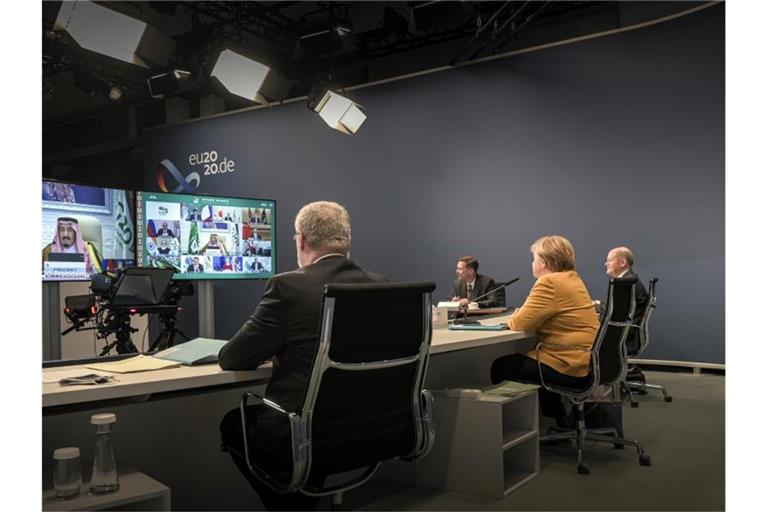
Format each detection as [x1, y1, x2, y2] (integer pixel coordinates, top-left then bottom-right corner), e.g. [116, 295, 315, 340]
[136, 191, 275, 280]
[42, 180, 136, 281]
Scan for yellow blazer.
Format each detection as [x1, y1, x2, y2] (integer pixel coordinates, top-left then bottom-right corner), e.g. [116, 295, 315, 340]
[508, 271, 599, 377]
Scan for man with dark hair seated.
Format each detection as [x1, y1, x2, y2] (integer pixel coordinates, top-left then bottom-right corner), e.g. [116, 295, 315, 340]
[450, 255, 504, 308]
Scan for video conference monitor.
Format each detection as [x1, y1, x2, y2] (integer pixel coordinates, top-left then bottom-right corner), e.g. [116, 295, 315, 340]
[42, 180, 136, 282]
[136, 191, 276, 280]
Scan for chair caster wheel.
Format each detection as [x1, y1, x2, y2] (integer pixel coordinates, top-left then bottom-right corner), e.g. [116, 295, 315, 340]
[665, 397, 673, 402]
[577, 464, 590, 475]
[630, 401, 639, 408]
[613, 443, 624, 449]
[639, 454, 652, 466]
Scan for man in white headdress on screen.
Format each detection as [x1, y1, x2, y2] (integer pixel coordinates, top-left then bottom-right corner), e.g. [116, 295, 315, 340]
[42, 217, 102, 274]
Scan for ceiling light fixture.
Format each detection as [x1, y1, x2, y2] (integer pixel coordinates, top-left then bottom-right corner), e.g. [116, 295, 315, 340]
[313, 90, 366, 135]
[210, 49, 290, 104]
[54, 0, 175, 68]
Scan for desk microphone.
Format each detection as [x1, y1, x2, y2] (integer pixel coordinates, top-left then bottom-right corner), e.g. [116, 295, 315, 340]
[454, 278, 519, 325]
[470, 277, 520, 305]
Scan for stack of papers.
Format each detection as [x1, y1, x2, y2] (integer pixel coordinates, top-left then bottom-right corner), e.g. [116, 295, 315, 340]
[75, 338, 228, 377]
[482, 380, 540, 396]
[154, 337, 227, 366]
[87, 355, 181, 374]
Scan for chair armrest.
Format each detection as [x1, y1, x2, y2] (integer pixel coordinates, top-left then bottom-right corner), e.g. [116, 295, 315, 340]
[534, 343, 595, 402]
[538, 342, 592, 352]
[239, 392, 310, 495]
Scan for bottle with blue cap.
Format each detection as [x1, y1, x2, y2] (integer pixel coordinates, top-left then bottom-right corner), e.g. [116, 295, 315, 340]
[90, 413, 119, 494]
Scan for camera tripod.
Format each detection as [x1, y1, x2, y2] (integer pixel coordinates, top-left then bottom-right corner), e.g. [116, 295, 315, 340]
[98, 310, 139, 355]
[148, 310, 190, 352]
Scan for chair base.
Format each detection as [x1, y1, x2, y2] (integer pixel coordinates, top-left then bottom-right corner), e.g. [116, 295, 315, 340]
[541, 423, 651, 475]
[627, 381, 673, 402]
[624, 366, 673, 404]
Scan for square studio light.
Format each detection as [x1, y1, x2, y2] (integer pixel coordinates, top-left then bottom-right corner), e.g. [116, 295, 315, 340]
[314, 91, 367, 135]
[54, 0, 148, 66]
[211, 49, 290, 104]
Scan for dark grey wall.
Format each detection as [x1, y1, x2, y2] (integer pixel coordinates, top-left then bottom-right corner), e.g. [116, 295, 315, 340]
[144, 5, 724, 363]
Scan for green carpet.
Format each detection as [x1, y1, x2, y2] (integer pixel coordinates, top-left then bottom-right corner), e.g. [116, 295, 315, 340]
[345, 371, 725, 511]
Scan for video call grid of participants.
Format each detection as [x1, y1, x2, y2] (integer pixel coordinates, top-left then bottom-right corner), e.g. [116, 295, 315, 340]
[143, 200, 273, 274]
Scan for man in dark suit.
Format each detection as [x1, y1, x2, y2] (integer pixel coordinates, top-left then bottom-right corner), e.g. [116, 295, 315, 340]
[605, 246, 649, 354]
[450, 256, 504, 308]
[156, 222, 175, 237]
[186, 256, 204, 272]
[218, 201, 387, 510]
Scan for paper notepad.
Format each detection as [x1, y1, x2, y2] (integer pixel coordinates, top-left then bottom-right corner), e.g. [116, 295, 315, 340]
[86, 355, 181, 374]
[153, 337, 227, 366]
[482, 380, 540, 396]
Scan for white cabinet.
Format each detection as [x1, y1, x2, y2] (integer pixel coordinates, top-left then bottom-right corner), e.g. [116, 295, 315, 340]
[417, 389, 540, 497]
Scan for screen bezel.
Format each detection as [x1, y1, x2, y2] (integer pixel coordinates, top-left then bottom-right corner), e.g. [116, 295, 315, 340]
[136, 190, 277, 281]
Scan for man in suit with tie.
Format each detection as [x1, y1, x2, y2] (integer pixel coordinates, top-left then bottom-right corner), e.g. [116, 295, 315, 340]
[218, 201, 388, 510]
[450, 256, 504, 308]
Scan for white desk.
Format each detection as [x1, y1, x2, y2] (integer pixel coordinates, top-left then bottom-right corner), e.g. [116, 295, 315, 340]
[42, 318, 535, 510]
[43, 315, 531, 409]
[43, 362, 270, 408]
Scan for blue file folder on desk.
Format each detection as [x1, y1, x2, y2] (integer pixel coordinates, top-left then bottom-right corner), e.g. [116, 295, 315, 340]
[448, 324, 509, 331]
[154, 337, 227, 365]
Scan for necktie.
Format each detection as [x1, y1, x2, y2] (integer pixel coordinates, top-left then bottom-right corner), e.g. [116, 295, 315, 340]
[467, 283, 473, 299]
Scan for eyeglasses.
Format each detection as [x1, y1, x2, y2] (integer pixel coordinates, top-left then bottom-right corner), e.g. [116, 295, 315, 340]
[293, 232, 300, 241]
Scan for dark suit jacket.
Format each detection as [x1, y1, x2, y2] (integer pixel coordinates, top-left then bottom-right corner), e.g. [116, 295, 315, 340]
[624, 270, 649, 355]
[450, 273, 503, 308]
[219, 255, 388, 412]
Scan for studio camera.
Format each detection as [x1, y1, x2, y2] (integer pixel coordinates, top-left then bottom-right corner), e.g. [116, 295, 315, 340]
[62, 267, 192, 356]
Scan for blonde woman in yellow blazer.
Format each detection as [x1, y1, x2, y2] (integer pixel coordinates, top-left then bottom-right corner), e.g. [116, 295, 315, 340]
[491, 235, 599, 424]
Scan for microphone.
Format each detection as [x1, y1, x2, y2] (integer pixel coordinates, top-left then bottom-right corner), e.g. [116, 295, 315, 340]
[470, 277, 519, 305]
[453, 278, 519, 325]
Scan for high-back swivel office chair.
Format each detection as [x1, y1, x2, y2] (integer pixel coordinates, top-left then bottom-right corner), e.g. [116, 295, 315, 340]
[623, 278, 672, 406]
[224, 282, 436, 508]
[538, 277, 652, 475]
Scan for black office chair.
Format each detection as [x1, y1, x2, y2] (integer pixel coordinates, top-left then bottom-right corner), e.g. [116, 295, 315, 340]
[623, 278, 672, 406]
[538, 277, 651, 475]
[224, 282, 437, 508]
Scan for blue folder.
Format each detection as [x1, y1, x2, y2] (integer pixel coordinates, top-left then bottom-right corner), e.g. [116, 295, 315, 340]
[448, 324, 509, 331]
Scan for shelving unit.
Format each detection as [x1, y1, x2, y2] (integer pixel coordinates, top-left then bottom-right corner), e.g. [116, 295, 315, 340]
[42, 471, 170, 511]
[417, 389, 540, 498]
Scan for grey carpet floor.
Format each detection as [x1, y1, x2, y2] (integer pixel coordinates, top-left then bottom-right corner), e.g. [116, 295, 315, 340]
[343, 371, 725, 511]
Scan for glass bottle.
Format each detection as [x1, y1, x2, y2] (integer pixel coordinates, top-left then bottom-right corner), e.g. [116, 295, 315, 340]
[90, 413, 119, 494]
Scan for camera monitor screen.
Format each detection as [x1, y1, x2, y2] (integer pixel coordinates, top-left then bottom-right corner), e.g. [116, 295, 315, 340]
[136, 191, 276, 280]
[42, 180, 136, 281]
[111, 267, 175, 307]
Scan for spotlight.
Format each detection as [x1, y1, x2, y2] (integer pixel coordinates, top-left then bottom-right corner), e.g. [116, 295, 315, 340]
[54, 0, 174, 68]
[108, 85, 123, 101]
[147, 69, 193, 98]
[296, 24, 356, 60]
[313, 91, 366, 135]
[210, 49, 290, 104]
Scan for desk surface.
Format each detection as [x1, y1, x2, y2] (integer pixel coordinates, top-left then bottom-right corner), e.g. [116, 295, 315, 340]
[42, 362, 270, 408]
[431, 317, 530, 354]
[43, 314, 532, 409]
